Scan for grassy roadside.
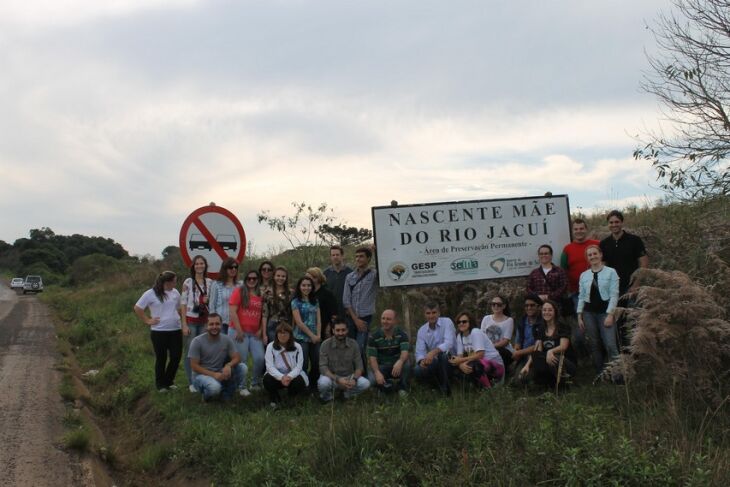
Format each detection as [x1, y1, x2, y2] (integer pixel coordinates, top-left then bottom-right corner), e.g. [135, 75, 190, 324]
[44, 278, 729, 486]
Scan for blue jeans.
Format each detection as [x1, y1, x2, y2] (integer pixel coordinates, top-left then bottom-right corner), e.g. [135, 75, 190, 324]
[183, 323, 206, 384]
[583, 311, 619, 373]
[570, 293, 588, 354]
[227, 329, 265, 387]
[317, 375, 370, 401]
[414, 352, 451, 394]
[346, 314, 372, 365]
[367, 363, 410, 392]
[192, 363, 247, 401]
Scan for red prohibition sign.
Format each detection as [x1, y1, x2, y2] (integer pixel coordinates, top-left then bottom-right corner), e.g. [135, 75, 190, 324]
[179, 204, 246, 279]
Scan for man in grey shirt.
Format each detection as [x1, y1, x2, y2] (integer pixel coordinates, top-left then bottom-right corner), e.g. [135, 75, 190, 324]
[189, 313, 248, 401]
[323, 244, 353, 320]
[317, 319, 370, 402]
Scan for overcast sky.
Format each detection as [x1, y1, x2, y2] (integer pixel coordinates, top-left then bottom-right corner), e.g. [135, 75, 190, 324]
[0, 0, 670, 257]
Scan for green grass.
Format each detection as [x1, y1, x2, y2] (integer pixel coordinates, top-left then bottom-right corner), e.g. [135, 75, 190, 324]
[42, 198, 730, 485]
[62, 425, 90, 451]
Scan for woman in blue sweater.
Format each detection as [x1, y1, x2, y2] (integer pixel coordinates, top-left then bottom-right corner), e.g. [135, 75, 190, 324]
[577, 244, 620, 374]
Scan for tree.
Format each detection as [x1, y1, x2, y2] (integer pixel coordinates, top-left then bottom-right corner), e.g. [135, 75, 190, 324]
[635, 0, 730, 199]
[317, 223, 373, 247]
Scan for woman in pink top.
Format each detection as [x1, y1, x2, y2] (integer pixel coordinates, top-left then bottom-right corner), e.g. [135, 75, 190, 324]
[229, 269, 265, 395]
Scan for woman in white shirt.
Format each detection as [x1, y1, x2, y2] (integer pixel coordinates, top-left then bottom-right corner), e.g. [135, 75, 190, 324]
[133, 271, 185, 392]
[181, 255, 214, 391]
[450, 312, 504, 388]
[263, 322, 308, 408]
[480, 295, 515, 368]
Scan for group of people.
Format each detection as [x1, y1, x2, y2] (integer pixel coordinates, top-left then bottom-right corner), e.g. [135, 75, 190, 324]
[133, 210, 648, 406]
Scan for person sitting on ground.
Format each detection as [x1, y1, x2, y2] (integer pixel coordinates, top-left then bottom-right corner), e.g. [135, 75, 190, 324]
[367, 309, 410, 396]
[318, 318, 370, 402]
[188, 313, 247, 401]
[414, 302, 456, 396]
[480, 295, 515, 369]
[512, 294, 544, 373]
[263, 322, 308, 408]
[449, 311, 504, 388]
[519, 300, 576, 388]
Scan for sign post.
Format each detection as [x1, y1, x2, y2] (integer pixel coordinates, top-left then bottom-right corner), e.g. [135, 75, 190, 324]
[372, 195, 571, 287]
[179, 204, 246, 279]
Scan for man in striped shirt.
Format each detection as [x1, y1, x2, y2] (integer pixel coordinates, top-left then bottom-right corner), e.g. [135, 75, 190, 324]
[367, 309, 410, 396]
[342, 246, 378, 361]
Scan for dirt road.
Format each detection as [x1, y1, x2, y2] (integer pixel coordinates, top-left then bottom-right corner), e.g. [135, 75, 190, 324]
[0, 284, 91, 486]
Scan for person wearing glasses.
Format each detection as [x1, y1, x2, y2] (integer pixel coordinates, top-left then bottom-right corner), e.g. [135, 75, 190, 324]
[480, 295, 515, 369]
[209, 258, 241, 335]
[526, 245, 569, 315]
[449, 312, 504, 388]
[512, 294, 544, 373]
[577, 245, 620, 376]
[263, 322, 308, 409]
[228, 269, 265, 396]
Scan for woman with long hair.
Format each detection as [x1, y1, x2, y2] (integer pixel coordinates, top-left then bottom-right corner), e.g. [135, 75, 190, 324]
[258, 260, 275, 300]
[480, 294, 515, 369]
[305, 266, 337, 340]
[577, 244, 620, 375]
[265, 266, 292, 343]
[519, 299, 577, 387]
[209, 258, 241, 335]
[291, 276, 322, 391]
[263, 322, 308, 408]
[228, 269, 265, 396]
[449, 311, 504, 388]
[181, 255, 213, 391]
[133, 271, 184, 392]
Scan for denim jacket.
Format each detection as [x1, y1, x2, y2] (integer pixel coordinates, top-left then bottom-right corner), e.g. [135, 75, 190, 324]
[577, 265, 619, 314]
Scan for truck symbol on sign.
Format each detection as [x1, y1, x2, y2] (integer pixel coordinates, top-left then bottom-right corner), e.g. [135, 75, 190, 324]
[188, 233, 238, 252]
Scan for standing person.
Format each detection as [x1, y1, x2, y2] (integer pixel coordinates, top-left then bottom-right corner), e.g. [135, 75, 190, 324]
[263, 322, 308, 409]
[133, 271, 185, 392]
[519, 300, 577, 387]
[367, 309, 410, 396]
[189, 313, 247, 402]
[291, 276, 322, 392]
[449, 312, 504, 389]
[324, 245, 353, 320]
[480, 295, 515, 369]
[181, 255, 213, 392]
[228, 269, 265, 396]
[265, 266, 292, 343]
[258, 260, 275, 301]
[209, 258, 241, 336]
[599, 210, 649, 296]
[342, 246, 378, 359]
[318, 319, 370, 402]
[526, 245, 569, 314]
[512, 294, 544, 372]
[414, 302, 456, 396]
[577, 245, 620, 375]
[560, 219, 599, 355]
[306, 267, 337, 339]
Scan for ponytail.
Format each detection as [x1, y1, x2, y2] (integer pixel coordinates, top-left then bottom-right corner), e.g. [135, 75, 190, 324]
[153, 271, 176, 302]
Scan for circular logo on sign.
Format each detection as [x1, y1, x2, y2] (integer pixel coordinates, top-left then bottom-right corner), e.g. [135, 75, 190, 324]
[388, 262, 409, 282]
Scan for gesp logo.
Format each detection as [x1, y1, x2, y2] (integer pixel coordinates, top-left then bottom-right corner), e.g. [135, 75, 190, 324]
[411, 262, 437, 270]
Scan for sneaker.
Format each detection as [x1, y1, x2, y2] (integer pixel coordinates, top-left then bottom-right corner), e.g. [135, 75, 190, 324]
[239, 388, 251, 397]
[250, 385, 262, 392]
[398, 390, 408, 398]
[157, 387, 168, 393]
[168, 384, 178, 391]
[269, 402, 278, 410]
[188, 385, 197, 393]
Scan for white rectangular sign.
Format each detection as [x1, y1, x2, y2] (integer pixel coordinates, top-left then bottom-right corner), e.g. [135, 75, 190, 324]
[372, 195, 572, 287]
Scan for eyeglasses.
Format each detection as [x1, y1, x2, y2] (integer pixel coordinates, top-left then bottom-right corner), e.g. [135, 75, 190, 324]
[246, 276, 258, 282]
[261, 267, 273, 272]
[491, 302, 504, 307]
[538, 252, 551, 256]
[524, 303, 537, 308]
[456, 319, 470, 324]
[229, 265, 238, 270]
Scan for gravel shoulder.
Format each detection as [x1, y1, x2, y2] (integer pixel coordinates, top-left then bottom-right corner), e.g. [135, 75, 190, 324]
[0, 285, 93, 486]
